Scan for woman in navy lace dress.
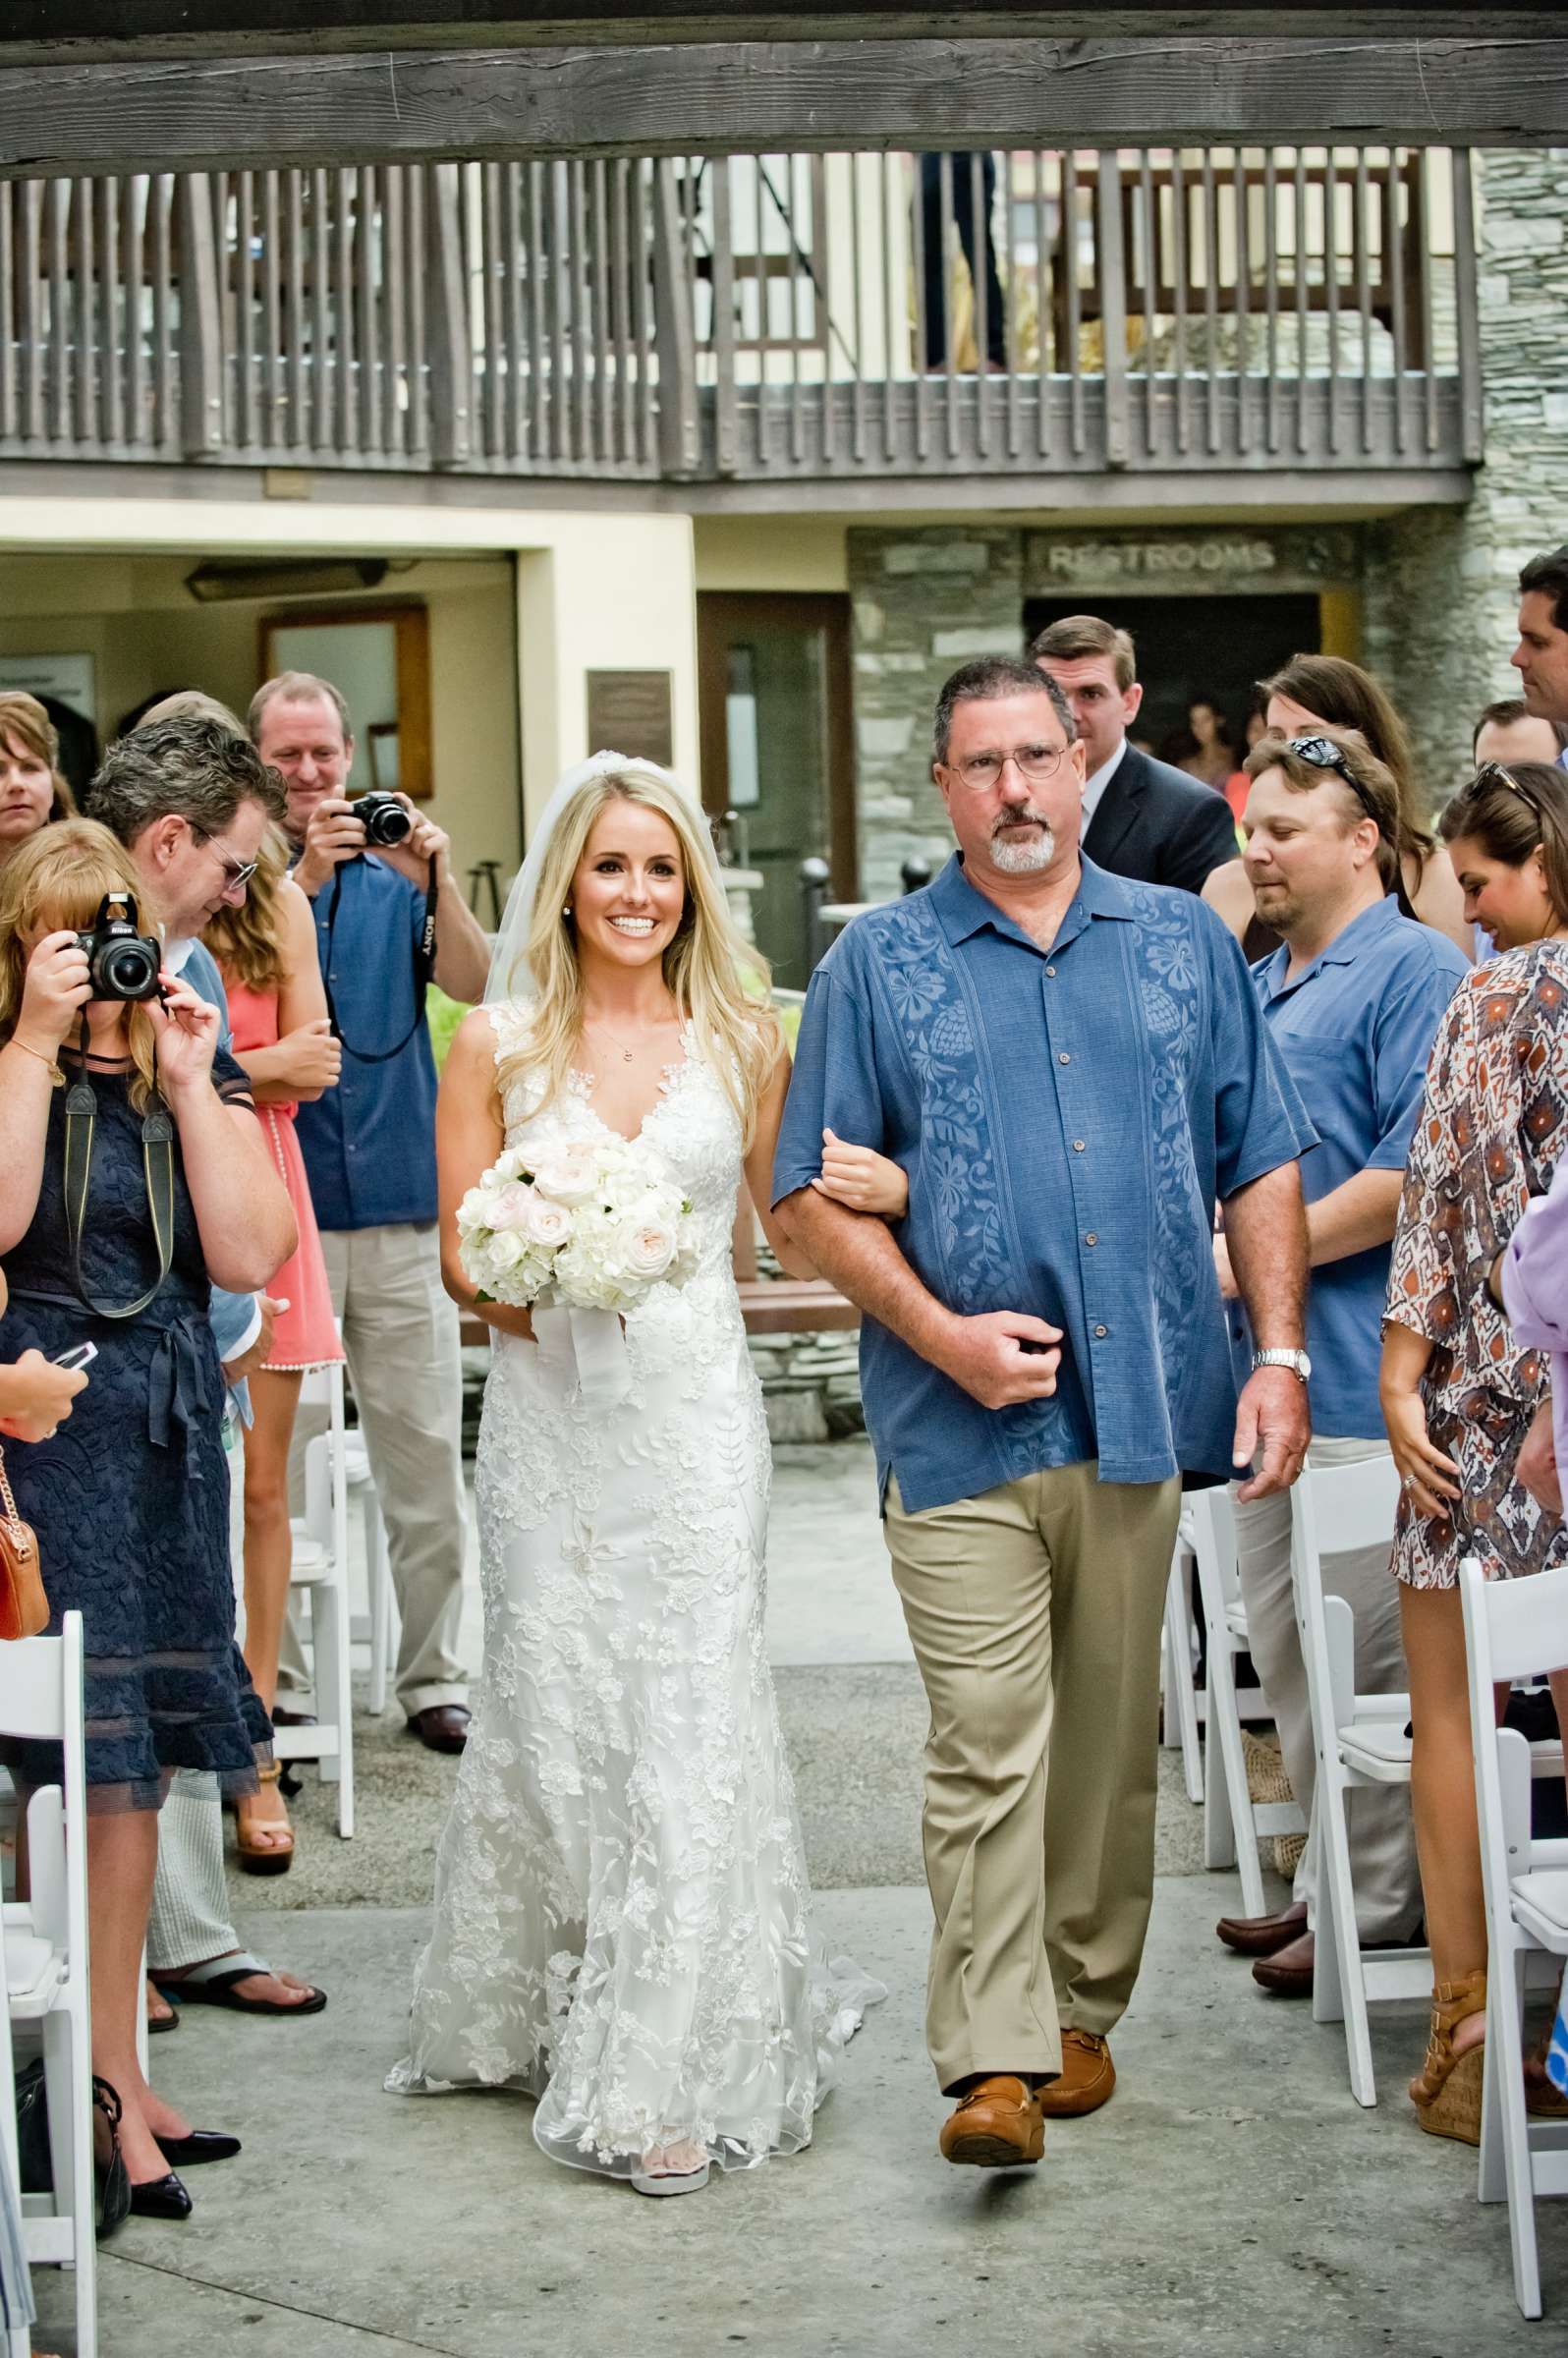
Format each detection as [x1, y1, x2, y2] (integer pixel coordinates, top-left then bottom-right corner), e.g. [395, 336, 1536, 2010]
[0, 818, 295, 2216]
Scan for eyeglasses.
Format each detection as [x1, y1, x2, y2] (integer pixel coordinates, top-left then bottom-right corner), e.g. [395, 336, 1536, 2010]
[1287, 734, 1384, 829]
[197, 831, 258, 892]
[947, 743, 1070, 791]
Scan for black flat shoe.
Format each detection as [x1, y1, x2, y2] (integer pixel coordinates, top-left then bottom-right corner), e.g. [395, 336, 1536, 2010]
[155, 2130, 241, 2166]
[129, 2171, 192, 2221]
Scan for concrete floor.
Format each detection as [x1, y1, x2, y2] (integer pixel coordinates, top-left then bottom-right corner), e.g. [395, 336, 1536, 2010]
[30, 1440, 1566, 2352]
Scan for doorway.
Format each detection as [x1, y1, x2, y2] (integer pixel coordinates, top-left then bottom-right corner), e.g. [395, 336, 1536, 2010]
[1021, 592, 1323, 771]
[698, 591, 855, 990]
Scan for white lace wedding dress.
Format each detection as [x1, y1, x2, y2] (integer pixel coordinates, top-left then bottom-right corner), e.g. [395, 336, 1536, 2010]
[387, 1002, 882, 2178]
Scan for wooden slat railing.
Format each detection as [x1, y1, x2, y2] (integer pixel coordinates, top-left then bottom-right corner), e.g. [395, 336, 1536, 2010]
[0, 144, 1481, 480]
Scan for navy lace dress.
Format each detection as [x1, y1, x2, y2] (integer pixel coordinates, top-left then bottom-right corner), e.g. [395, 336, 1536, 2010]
[0, 1048, 271, 1811]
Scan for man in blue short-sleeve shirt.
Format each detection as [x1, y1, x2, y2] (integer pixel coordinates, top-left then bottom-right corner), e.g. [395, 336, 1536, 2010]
[774, 656, 1315, 2167]
[1213, 727, 1467, 1993]
[252, 672, 492, 1753]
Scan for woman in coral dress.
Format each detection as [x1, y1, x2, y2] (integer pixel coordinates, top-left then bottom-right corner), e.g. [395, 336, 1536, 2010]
[206, 828, 344, 1871]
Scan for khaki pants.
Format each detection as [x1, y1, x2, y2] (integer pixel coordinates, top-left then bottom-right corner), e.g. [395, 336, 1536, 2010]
[1231, 1433, 1420, 1942]
[281, 1219, 469, 1717]
[885, 1462, 1181, 2093]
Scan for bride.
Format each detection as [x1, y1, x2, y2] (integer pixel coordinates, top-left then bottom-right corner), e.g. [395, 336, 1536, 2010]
[388, 753, 899, 2195]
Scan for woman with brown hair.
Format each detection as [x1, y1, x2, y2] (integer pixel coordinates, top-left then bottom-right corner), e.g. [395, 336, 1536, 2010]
[1204, 653, 1472, 961]
[203, 820, 343, 1874]
[1380, 758, 1568, 2143]
[0, 693, 74, 870]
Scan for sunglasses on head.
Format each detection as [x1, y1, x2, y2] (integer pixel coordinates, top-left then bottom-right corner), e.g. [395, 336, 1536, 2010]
[1475, 758, 1535, 807]
[1287, 734, 1383, 828]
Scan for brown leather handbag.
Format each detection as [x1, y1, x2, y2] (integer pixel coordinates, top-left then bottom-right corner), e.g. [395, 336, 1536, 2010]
[0, 1442, 47, 1641]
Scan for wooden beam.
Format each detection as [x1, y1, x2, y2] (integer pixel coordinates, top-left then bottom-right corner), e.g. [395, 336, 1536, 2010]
[0, 38, 1563, 177]
[5, 9, 1566, 67]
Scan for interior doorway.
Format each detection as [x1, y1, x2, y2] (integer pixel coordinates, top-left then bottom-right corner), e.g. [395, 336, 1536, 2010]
[1021, 592, 1323, 772]
[698, 591, 855, 990]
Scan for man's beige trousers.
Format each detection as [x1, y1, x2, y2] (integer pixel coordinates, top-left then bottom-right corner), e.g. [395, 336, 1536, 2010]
[884, 1462, 1181, 2093]
[282, 1219, 469, 1718]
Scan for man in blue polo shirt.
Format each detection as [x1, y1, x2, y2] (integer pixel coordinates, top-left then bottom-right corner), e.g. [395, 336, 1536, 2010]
[774, 656, 1314, 2170]
[252, 672, 492, 1753]
[1213, 724, 1468, 1993]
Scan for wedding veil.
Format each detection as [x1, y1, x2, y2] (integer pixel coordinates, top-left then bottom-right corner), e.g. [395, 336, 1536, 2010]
[483, 749, 724, 1005]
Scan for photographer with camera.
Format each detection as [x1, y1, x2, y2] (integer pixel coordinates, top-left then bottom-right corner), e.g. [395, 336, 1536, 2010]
[251, 672, 489, 1751]
[0, 809, 294, 2219]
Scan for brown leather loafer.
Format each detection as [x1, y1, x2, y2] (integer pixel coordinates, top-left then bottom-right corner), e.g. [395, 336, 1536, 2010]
[1036, 2029, 1116, 2117]
[938, 2075, 1044, 2167]
[1215, 1899, 1308, 1958]
[406, 1705, 472, 1754]
[1252, 1930, 1315, 1995]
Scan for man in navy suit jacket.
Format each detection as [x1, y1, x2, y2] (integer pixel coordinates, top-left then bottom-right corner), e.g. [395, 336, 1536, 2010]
[1031, 614, 1238, 895]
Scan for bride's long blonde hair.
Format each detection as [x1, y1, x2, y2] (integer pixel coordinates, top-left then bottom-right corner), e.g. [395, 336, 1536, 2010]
[494, 767, 782, 1149]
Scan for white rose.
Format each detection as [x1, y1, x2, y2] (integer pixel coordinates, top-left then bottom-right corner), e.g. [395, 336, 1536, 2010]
[484, 1181, 539, 1234]
[532, 1144, 602, 1207]
[486, 1229, 529, 1272]
[617, 1215, 677, 1281]
[520, 1194, 573, 1250]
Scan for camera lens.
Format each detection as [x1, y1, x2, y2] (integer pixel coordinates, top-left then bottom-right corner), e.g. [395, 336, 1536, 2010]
[362, 796, 412, 848]
[96, 938, 160, 1000]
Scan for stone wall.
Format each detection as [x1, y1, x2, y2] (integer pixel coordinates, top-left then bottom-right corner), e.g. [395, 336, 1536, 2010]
[1363, 148, 1568, 814]
[848, 527, 1021, 902]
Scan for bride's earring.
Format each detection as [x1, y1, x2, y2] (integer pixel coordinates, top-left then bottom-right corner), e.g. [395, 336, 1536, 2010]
[562, 902, 573, 919]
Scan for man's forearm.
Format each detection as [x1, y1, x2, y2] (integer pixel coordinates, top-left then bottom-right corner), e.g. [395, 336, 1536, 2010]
[777, 1187, 955, 1368]
[1224, 1160, 1308, 1349]
[1307, 1167, 1404, 1268]
[432, 885, 493, 1005]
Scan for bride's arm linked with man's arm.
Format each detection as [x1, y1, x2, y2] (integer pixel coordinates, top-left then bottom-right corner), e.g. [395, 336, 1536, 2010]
[744, 1050, 913, 1281]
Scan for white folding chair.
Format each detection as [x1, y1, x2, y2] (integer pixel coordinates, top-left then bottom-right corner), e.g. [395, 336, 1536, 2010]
[0, 1911, 33, 2358]
[0, 1615, 95, 2358]
[1462, 1553, 1568, 2320]
[1190, 1486, 1306, 1916]
[283, 1360, 355, 1837]
[1161, 1510, 1204, 1806]
[1292, 1456, 1432, 2103]
[343, 1429, 398, 1717]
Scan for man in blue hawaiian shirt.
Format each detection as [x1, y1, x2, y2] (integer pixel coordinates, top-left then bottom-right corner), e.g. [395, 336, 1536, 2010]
[774, 656, 1315, 2170]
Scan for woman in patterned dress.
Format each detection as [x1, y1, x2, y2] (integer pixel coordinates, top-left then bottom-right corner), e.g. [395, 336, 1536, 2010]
[1380, 758, 1568, 2143]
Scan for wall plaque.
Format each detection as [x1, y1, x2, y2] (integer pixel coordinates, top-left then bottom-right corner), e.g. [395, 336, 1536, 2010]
[586, 669, 675, 768]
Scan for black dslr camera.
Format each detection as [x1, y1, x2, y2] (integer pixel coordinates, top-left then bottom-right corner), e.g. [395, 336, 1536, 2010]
[354, 790, 413, 850]
[75, 892, 162, 1002]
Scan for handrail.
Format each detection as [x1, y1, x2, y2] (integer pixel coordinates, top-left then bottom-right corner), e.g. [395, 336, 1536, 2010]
[0, 142, 1480, 481]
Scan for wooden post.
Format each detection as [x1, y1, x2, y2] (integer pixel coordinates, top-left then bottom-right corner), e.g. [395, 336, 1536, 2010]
[424, 159, 472, 467]
[710, 154, 738, 477]
[1451, 145, 1483, 465]
[650, 157, 700, 478]
[176, 171, 224, 458]
[1095, 150, 1129, 469]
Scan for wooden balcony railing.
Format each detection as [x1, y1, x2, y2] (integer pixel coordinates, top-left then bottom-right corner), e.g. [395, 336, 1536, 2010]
[0, 145, 1482, 483]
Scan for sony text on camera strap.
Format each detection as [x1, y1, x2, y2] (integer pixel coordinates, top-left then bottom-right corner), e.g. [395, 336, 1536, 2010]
[63, 1014, 176, 1319]
[319, 854, 439, 1065]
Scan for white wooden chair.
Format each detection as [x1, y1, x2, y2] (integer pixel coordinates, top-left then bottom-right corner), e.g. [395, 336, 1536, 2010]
[0, 1614, 95, 2358]
[1290, 1455, 1432, 2104]
[343, 1429, 398, 1717]
[1462, 1553, 1568, 2321]
[283, 1360, 355, 1837]
[1190, 1486, 1306, 1917]
[1160, 1511, 1204, 1806]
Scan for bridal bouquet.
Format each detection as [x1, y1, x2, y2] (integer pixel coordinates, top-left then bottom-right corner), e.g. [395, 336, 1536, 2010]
[456, 1135, 698, 1316]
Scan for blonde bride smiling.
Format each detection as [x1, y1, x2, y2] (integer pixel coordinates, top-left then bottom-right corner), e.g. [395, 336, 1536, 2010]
[388, 752, 896, 2194]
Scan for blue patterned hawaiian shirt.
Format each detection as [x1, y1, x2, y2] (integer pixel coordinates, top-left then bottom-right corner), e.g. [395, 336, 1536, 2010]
[774, 853, 1315, 1514]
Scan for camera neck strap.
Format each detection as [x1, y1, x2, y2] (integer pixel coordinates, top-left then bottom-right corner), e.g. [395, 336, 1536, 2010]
[62, 1019, 176, 1319]
[320, 855, 439, 1066]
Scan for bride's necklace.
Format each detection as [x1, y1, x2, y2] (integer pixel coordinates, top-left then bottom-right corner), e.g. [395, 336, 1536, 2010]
[585, 1012, 679, 1066]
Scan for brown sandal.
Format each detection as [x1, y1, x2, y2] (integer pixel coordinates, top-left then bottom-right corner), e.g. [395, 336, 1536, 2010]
[1410, 1969, 1486, 2144]
[235, 1760, 295, 1878]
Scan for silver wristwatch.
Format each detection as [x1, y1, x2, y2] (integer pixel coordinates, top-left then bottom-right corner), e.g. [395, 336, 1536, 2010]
[1253, 1347, 1312, 1382]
